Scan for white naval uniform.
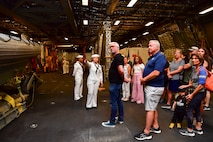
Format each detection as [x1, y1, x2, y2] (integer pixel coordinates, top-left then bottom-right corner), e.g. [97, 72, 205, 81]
[72, 61, 84, 100]
[86, 62, 103, 108]
[62, 60, 69, 74]
[122, 64, 131, 99]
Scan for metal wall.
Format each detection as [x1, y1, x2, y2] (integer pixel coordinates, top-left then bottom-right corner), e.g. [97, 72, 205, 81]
[0, 38, 41, 85]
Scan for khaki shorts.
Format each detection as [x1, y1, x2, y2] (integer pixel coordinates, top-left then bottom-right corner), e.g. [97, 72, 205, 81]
[144, 86, 164, 111]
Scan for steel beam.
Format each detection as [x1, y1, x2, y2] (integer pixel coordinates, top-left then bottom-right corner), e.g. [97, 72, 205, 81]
[60, 0, 80, 36]
[107, 0, 119, 15]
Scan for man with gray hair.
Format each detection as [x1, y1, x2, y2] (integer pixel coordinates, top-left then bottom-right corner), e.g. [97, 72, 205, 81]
[134, 40, 167, 141]
[102, 42, 125, 128]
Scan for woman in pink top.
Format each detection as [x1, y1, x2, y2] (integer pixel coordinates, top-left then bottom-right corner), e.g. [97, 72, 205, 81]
[131, 56, 145, 104]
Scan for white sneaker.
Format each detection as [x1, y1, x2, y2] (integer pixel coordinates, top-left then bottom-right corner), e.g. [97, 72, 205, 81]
[101, 121, 115, 128]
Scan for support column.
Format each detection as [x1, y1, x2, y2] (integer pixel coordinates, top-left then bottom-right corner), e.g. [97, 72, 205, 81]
[98, 33, 103, 56]
[103, 20, 111, 80]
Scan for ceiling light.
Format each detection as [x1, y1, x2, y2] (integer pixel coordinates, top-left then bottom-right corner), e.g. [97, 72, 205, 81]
[89, 46, 93, 50]
[114, 20, 120, 25]
[127, 0, 138, 7]
[143, 32, 149, 36]
[82, 0, 88, 6]
[10, 35, 21, 41]
[83, 20, 88, 25]
[4, 19, 10, 22]
[10, 30, 18, 34]
[132, 37, 137, 41]
[31, 2, 37, 6]
[64, 37, 68, 41]
[0, 33, 10, 41]
[30, 38, 33, 41]
[199, 7, 213, 14]
[124, 41, 128, 44]
[145, 21, 154, 27]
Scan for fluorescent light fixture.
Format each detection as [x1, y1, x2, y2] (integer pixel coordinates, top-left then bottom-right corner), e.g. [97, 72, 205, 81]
[124, 41, 128, 44]
[145, 21, 154, 27]
[114, 20, 120, 25]
[83, 20, 88, 25]
[127, 0, 137, 7]
[132, 37, 137, 41]
[64, 37, 68, 41]
[10, 35, 21, 41]
[4, 19, 10, 22]
[57, 45, 72, 47]
[199, 7, 213, 14]
[0, 33, 10, 41]
[82, 0, 88, 6]
[10, 30, 18, 34]
[143, 32, 149, 36]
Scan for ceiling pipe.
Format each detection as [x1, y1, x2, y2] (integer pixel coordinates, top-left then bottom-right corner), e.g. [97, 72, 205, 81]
[107, 0, 120, 15]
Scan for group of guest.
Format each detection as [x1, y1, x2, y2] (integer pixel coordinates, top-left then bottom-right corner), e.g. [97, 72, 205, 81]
[161, 46, 212, 137]
[71, 41, 211, 141]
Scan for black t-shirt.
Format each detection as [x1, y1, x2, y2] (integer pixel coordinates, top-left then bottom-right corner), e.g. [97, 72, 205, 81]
[175, 95, 187, 112]
[109, 53, 124, 84]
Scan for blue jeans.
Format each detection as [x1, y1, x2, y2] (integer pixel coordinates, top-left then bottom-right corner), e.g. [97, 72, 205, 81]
[109, 83, 124, 124]
[187, 91, 206, 129]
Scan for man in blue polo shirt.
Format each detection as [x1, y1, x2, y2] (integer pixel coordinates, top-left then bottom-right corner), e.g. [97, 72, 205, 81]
[134, 40, 167, 141]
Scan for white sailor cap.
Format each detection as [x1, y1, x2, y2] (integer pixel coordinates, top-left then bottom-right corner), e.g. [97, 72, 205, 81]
[91, 54, 100, 58]
[76, 55, 83, 58]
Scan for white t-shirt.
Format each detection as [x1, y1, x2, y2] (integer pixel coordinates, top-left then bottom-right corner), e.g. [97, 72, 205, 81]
[133, 64, 145, 74]
[124, 64, 130, 78]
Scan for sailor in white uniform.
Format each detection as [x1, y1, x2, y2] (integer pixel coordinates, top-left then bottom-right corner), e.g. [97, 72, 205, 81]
[72, 55, 84, 101]
[85, 54, 103, 109]
[62, 59, 69, 74]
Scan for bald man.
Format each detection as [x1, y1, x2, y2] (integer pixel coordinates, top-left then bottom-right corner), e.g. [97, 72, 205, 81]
[135, 40, 167, 141]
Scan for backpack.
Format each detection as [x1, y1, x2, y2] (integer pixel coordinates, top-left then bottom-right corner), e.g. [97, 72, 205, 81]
[205, 70, 213, 92]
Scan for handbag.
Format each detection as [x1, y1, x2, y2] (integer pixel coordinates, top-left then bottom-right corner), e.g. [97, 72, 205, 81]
[205, 70, 213, 91]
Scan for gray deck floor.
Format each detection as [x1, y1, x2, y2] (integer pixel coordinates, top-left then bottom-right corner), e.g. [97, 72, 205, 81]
[1, 72, 213, 142]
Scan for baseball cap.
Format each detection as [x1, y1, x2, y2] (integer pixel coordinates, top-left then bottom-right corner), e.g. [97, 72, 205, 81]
[188, 46, 199, 51]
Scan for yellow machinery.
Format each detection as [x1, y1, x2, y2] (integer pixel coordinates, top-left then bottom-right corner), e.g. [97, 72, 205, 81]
[0, 72, 42, 129]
